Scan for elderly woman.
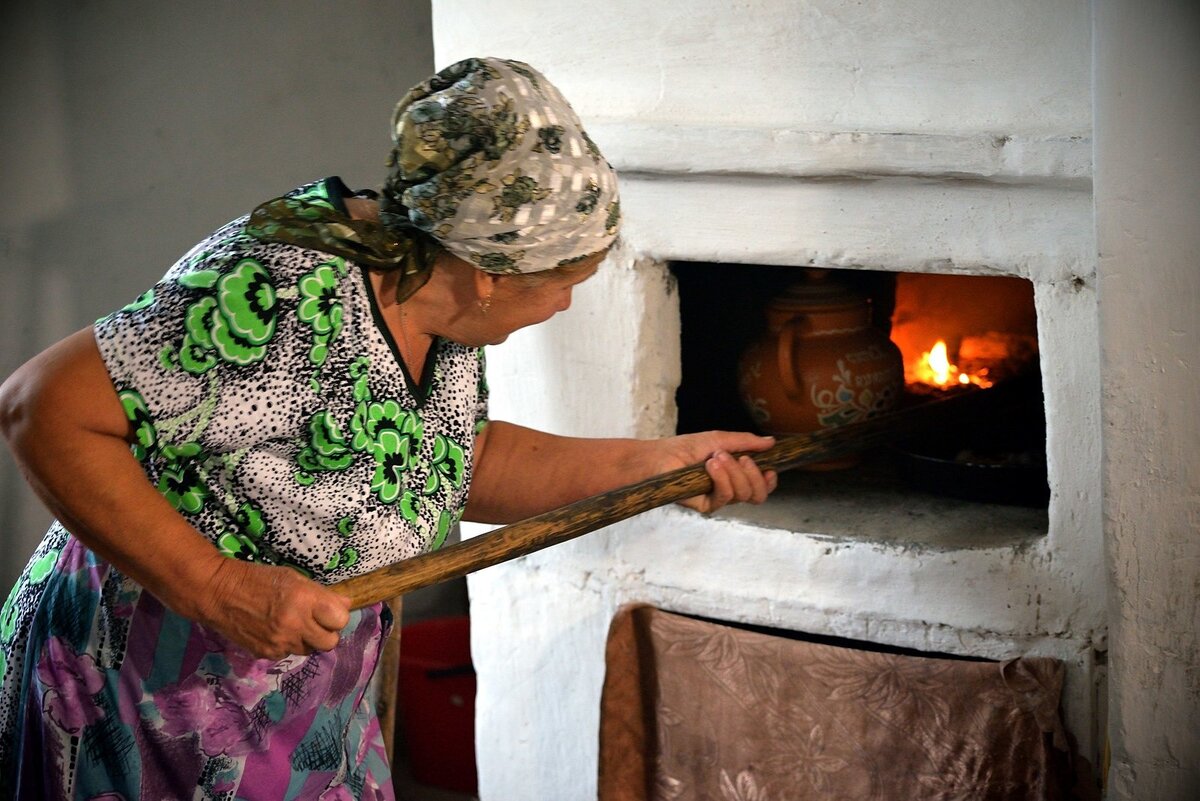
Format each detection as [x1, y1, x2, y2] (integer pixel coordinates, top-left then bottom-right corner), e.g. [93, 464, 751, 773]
[0, 58, 776, 799]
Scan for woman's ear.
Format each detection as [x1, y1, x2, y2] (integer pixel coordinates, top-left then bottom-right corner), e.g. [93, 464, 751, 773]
[473, 268, 499, 301]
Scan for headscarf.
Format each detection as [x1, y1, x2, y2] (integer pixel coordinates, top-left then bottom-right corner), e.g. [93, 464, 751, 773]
[248, 57, 620, 302]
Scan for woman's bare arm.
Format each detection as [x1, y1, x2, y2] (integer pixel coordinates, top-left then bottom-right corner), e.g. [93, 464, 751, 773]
[465, 419, 778, 524]
[0, 328, 350, 659]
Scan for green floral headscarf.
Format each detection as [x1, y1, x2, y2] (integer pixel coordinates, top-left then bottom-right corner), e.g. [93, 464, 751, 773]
[248, 57, 620, 302]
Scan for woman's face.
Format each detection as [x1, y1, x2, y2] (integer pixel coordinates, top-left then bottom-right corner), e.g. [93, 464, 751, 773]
[477, 257, 602, 344]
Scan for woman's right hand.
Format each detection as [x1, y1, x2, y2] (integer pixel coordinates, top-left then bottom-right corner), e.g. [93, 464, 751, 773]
[188, 557, 353, 661]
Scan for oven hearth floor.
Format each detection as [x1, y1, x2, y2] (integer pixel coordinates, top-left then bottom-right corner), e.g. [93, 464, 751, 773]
[711, 451, 1047, 550]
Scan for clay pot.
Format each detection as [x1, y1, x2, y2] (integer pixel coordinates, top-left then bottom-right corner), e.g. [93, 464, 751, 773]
[737, 273, 904, 462]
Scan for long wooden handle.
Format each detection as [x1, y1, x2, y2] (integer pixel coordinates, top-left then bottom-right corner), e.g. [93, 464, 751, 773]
[330, 387, 1001, 608]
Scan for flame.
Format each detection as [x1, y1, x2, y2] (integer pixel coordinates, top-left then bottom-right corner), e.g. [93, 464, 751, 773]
[912, 339, 994, 389]
[926, 341, 952, 385]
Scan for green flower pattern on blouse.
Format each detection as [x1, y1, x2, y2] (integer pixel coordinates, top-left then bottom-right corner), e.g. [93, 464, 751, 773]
[1, 548, 58, 662]
[121, 288, 155, 312]
[214, 259, 277, 356]
[293, 354, 470, 541]
[156, 442, 210, 515]
[216, 501, 268, 561]
[296, 258, 348, 366]
[352, 400, 424, 509]
[116, 388, 211, 515]
[349, 356, 372, 402]
[295, 411, 355, 484]
[119, 389, 158, 461]
[324, 545, 360, 572]
[164, 258, 280, 374]
[214, 501, 311, 576]
[423, 434, 466, 496]
[113, 386, 311, 573]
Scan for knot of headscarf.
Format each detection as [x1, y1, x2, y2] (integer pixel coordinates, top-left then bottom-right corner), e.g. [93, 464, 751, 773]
[246, 177, 440, 302]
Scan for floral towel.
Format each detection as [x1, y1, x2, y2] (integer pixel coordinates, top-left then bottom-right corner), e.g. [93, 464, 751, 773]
[598, 605, 1093, 801]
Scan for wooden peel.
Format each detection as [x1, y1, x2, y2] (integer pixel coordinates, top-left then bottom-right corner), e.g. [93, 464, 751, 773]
[330, 387, 1003, 609]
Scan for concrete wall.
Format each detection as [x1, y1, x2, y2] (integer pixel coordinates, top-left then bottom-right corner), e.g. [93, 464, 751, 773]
[0, 1, 433, 590]
[1093, 1, 1200, 798]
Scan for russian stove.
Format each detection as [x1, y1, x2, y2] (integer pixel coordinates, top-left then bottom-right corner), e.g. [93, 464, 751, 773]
[440, 2, 1112, 798]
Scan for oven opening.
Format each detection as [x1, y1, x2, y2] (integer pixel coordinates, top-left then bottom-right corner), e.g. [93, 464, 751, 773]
[672, 262, 1048, 547]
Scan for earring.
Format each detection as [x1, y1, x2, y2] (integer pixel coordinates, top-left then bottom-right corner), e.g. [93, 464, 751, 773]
[478, 293, 493, 314]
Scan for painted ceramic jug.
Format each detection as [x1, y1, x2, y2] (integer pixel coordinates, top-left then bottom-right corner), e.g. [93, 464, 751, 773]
[737, 273, 904, 449]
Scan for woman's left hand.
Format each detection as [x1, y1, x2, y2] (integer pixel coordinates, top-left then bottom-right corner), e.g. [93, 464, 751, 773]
[655, 431, 780, 514]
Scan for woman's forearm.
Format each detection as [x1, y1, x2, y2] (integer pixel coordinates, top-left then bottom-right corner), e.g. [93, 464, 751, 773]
[464, 420, 777, 524]
[463, 421, 655, 523]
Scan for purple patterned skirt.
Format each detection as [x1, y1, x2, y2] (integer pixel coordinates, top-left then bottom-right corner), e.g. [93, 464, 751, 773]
[0, 526, 395, 800]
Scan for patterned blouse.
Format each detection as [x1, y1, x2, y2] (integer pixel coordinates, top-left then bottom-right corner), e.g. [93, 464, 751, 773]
[96, 184, 488, 579]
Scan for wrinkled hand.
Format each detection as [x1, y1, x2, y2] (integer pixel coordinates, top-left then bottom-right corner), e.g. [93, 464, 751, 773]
[187, 556, 352, 660]
[656, 431, 779, 514]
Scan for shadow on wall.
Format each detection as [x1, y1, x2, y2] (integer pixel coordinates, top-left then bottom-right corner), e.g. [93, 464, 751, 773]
[0, 0, 434, 589]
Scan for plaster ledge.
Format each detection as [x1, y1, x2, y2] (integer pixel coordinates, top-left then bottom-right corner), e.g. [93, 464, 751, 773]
[587, 122, 1092, 187]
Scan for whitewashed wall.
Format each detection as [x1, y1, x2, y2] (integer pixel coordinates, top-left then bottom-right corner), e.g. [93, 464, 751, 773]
[1093, 1, 1200, 798]
[438, 0, 1089, 136]
[0, 1, 433, 590]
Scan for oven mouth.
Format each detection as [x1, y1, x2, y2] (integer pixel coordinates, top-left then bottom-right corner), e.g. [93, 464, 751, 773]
[672, 260, 1049, 541]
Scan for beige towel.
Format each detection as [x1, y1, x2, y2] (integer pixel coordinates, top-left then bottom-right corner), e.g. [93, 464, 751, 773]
[599, 605, 1094, 801]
